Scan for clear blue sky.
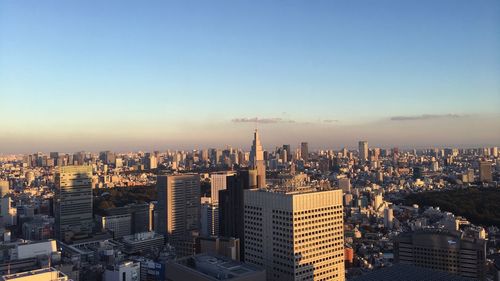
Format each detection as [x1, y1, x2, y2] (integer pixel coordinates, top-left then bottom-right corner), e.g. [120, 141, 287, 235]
[1, 0, 499, 153]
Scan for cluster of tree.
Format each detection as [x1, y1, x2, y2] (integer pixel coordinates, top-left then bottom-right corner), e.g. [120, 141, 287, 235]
[404, 188, 500, 227]
[93, 185, 156, 210]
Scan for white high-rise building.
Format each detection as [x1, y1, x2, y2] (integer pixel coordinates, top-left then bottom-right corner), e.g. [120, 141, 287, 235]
[244, 188, 345, 281]
[250, 130, 266, 188]
[0, 180, 16, 226]
[210, 171, 235, 204]
[103, 261, 140, 281]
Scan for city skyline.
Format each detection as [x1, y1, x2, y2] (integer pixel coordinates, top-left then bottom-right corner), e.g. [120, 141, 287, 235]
[1, 1, 499, 280]
[1, 128, 500, 155]
[1, 0, 499, 152]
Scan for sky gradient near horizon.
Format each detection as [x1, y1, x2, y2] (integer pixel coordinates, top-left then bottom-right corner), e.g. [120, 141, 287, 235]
[1, 0, 499, 153]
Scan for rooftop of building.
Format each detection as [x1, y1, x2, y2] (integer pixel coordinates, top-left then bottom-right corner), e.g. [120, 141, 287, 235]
[172, 253, 264, 280]
[250, 185, 339, 196]
[1, 267, 67, 281]
[350, 264, 475, 281]
[122, 231, 164, 243]
[397, 228, 487, 245]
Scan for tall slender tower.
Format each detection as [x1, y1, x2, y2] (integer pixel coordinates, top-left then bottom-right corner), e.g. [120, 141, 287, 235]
[250, 130, 266, 188]
[300, 142, 309, 162]
[358, 141, 368, 162]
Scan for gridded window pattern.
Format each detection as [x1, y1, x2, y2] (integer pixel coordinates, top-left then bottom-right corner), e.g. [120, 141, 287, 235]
[292, 205, 344, 281]
[244, 205, 264, 267]
[244, 189, 345, 281]
[396, 237, 485, 280]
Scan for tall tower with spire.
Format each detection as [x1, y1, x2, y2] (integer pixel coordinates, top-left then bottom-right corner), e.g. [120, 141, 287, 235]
[250, 129, 266, 188]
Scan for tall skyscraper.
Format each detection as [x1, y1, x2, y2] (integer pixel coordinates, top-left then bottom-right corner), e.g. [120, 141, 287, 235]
[300, 142, 309, 162]
[491, 147, 498, 158]
[384, 207, 394, 229]
[250, 130, 266, 188]
[219, 170, 258, 260]
[0, 180, 8, 197]
[244, 188, 345, 281]
[55, 165, 93, 242]
[283, 144, 292, 163]
[0, 180, 15, 226]
[479, 161, 493, 183]
[210, 171, 235, 204]
[201, 203, 219, 237]
[157, 174, 201, 257]
[358, 141, 368, 162]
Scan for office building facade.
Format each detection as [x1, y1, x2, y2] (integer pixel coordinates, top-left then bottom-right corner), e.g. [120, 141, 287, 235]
[395, 229, 486, 280]
[55, 165, 93, 242]
[157, 174, 201, 257]
[244, 188, 345, 281]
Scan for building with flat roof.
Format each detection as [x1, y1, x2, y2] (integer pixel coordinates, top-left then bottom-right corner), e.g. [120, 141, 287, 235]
[98, 203, 154, 234]
[350, 264, 475, 281]
[244, 188, 344, 281]
[395, 229, 486, 280]
[96, 213, 132, 239]
[1, 267, 68, 281]
[103, 261, 140, 281]
[157, 174, 200, 257]
[55, 165, 93, 242]
[210, 172, 235, 204]
[196, 237, 240, 261]
[122, 231, 165, 255]
[165, 253, 265, 281]
[479, 161, 493, 183]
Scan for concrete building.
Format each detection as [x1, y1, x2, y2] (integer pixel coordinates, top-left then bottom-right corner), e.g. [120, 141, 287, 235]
[210, 172, 234, 204]
[395, 229, 487, 280]
[244, 188, 345, 281]
[122, 231, 165, 255]
[0, 180, 16, 227]
[98, 203, 154, 234]
[0, 268, 68, 281]
[201, 203, 219, 237]
[55, 166, 93, 242]
[12, 240, 58, 260]
[358, 141, 368, 162]
[157, 174, 201, 257]
[165, 253, 265, 281]
[479, 161, 493, 183]
[219, 170, 257, 260]
[300, 142, 309, 162]
[384, 207, 394, 229]
[0, 181, 8, 196]
[350, 264, 475, 281]
[250, 130, 266, 188]
[96, 214, 132, 239]
[339, 178, 351, 193]
[103, 261, 140, 281]
[196, 237, 240, 261]
[22, 215, 54, 240]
